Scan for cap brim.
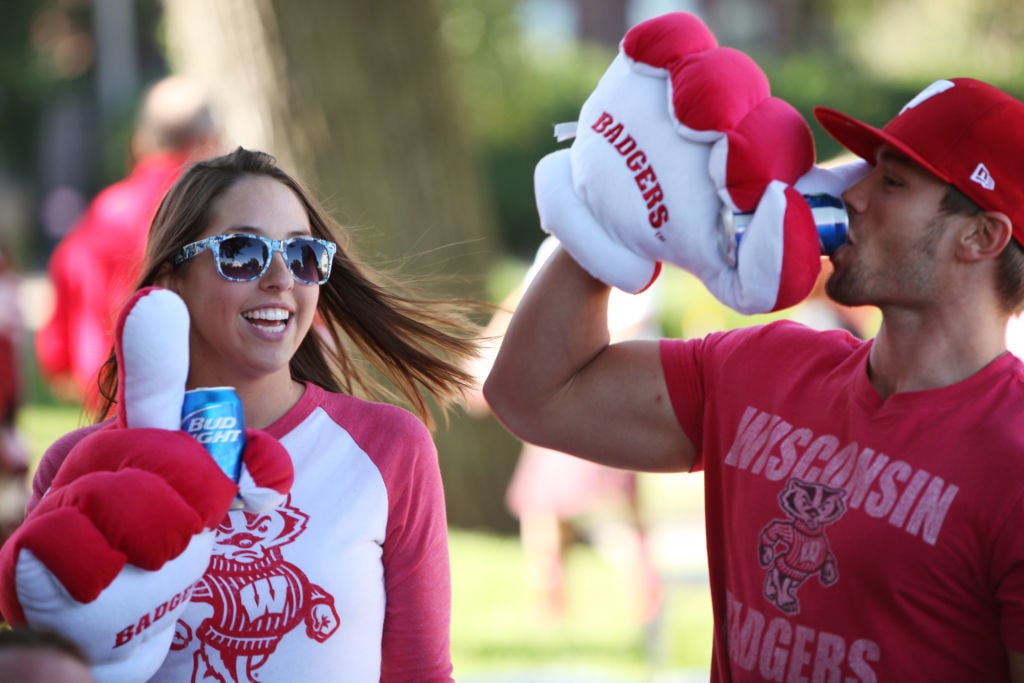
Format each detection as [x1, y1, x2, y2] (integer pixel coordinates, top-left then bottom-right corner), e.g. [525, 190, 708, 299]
[813, 106, 950, 183]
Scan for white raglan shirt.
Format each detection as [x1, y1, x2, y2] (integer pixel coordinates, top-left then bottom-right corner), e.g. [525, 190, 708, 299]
[30, 383, 454, 683]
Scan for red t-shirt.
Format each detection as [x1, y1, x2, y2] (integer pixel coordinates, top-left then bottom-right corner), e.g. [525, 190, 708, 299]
[661, 320, 1024, 682]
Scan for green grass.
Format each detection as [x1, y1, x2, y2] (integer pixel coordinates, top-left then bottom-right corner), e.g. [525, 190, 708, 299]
[450, 528, 713, 680]
[16, 402, 87, 472]
[15, 403, 714, 679]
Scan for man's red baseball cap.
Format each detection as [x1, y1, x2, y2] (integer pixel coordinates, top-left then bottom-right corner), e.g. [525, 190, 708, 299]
[814, 78, 1024, 244]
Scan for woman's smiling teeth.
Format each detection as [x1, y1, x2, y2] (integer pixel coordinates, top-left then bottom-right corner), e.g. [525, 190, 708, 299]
[243, 307, 290, 333]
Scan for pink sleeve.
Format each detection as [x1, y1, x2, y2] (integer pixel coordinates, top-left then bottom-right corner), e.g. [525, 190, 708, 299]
[658, 323, 818, 472]
[377, 419, 454, 683]
[660, 337, 708, 469]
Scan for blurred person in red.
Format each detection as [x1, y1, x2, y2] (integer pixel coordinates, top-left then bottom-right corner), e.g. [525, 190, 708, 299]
[0, 245, 29, 545]
[35, 75, 220, 407]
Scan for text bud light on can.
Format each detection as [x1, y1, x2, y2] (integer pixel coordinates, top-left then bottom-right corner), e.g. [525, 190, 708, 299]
[182, 387, 245, 490]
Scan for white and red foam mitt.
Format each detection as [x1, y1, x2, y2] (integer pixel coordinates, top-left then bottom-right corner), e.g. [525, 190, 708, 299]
[535, 12, 859, 313]
[0, 287, 293, 683]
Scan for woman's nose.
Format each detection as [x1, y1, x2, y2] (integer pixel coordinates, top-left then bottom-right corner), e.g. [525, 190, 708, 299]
[260, 251, 294, 289]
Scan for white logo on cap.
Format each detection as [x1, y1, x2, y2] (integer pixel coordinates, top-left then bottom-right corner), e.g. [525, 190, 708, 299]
[970, 163, 995, 191]
[899, 79, 955, 115]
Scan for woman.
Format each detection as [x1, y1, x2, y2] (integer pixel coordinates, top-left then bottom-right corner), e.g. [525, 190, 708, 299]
[28, 147, 479, 682]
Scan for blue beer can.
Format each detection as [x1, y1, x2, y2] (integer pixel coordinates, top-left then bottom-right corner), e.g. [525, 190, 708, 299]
[181, 387, 245, 487]
[803, 193, 849, 256]
[719, 191, 850, 267]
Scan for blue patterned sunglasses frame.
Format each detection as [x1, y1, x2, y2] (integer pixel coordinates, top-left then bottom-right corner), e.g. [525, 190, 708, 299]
[173, 233, 337, 285]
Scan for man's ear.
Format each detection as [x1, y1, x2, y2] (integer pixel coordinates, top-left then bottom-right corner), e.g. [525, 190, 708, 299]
[958, 211, 1012, 262]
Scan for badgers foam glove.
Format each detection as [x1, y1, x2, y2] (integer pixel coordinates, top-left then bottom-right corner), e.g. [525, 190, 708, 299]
[535, 11, 859, 313]
[0, 287, 293, 683]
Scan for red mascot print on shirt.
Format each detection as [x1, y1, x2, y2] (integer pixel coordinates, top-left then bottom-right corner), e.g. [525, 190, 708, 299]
[172, 496, 340, 682]
[758, 478, 846, 615]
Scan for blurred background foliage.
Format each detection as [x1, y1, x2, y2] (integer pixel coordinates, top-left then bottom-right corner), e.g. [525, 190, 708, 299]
[5, 0, 1024, 269]
[3, 0, 1024, 533]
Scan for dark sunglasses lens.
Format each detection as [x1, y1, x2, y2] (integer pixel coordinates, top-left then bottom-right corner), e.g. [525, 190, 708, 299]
[217, 235, 268, 281]
[286, 240, 330, 283]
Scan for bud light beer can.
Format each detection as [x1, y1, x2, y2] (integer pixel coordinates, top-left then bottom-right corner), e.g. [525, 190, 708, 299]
[718, 192, 850, 267]
[803, 193, 849, 256]
[182, 388, 245, 502]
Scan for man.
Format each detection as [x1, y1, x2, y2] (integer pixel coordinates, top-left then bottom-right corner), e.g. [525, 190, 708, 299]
[35, 75, 220, 406]
[485, 78, 1024, 681]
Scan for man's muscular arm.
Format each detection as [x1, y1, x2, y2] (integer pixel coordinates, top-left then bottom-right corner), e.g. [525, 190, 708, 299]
[484, 247, 694, 473]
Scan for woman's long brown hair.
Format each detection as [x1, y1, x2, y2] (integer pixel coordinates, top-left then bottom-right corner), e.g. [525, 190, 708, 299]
[95, 147, 483, 429]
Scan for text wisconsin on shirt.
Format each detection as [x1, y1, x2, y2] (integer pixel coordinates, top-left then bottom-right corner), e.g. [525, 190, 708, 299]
[724, 406, 958, 546]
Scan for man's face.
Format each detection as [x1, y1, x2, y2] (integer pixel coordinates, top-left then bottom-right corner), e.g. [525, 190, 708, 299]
[825, 146, 963, 309]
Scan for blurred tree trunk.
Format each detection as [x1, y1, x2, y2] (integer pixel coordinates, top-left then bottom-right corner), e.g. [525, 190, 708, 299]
[161, 0, 493, 279]
[161, 0, 519, 533]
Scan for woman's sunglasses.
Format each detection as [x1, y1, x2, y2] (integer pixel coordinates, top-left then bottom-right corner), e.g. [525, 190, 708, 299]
[172, 234, 337, 285]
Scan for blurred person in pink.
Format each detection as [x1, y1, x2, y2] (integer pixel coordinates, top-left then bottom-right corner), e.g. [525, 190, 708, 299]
[35, 75, 220, 407]
[468, 237, 663, 624]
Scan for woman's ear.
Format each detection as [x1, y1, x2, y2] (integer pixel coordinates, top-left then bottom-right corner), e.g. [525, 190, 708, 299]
[958, 211, 1012, 262]
[153, 262, 177, 290]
